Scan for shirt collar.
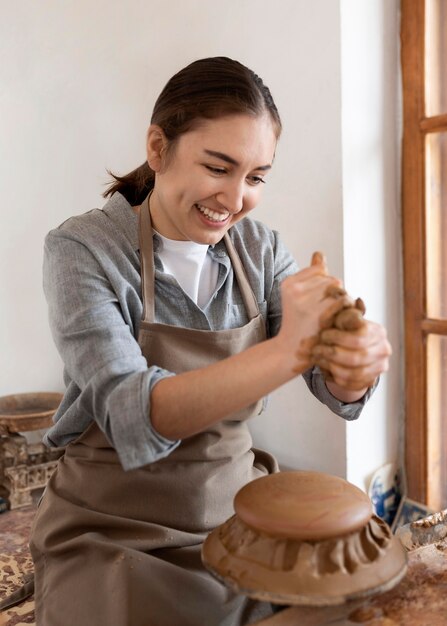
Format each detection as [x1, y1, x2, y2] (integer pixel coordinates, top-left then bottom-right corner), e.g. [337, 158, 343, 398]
[102, 192, 140, 251]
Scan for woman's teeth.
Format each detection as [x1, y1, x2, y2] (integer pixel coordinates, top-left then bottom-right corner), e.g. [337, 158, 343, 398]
[196, 204, 229, 223]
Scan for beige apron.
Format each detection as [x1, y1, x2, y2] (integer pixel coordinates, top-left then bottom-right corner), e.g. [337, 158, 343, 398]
[30, 197, 278, 626]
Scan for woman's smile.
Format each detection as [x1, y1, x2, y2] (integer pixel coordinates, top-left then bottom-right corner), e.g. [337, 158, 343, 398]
[195, 203, 230, 225]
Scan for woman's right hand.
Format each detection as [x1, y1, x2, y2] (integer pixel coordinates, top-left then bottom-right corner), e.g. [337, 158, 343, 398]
[277, 253, 352, 373]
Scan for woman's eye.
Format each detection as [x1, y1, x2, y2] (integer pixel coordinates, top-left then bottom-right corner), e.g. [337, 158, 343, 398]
[205, 165, 226, 175]
[204, 165, 265, 185]
[248, 176, 266, 186]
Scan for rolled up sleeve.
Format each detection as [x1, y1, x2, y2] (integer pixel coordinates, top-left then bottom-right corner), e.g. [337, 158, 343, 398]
[43, 230, 180, 470]
[302, 366, 378, 420]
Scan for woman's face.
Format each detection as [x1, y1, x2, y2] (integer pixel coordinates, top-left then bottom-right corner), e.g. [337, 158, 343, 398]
[148, 113, 277, 244]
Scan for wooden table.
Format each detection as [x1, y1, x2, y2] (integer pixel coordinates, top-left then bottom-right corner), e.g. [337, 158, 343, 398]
[1, 507, 446, 626]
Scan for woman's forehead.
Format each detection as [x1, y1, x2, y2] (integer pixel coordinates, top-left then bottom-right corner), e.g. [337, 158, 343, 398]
[178, 114, 277, 161]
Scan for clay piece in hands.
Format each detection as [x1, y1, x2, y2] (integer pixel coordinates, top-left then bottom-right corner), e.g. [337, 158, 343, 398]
[313, 282, 369, 385]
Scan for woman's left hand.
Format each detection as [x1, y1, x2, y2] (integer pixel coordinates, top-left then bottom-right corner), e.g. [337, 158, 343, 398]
[311, 320, 392, 394]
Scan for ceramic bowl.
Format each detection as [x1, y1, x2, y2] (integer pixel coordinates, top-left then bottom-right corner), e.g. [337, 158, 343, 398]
[0, 392, 63, 432]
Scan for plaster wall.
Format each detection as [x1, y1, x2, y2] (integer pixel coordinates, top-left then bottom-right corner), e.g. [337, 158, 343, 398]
[0, 0, 401, 489]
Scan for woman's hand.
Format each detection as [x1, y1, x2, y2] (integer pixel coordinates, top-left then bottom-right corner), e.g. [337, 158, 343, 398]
[311, 320, 392, 395]
[277, 253, 354, 373]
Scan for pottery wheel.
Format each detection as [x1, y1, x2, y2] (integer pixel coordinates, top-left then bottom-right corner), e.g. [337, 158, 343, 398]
[202, 470, 408, 606]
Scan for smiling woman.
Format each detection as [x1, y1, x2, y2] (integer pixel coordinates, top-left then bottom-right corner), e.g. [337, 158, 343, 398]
[23, 56, 390, 626]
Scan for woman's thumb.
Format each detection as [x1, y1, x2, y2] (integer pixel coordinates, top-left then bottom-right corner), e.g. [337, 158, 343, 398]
[311, 251, 328, 274]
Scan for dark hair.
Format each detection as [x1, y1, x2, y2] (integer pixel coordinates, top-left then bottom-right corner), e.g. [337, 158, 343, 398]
[104, 56, 281, 205]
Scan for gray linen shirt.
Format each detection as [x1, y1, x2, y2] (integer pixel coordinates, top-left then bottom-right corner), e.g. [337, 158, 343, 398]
[43, 192, 374, 470]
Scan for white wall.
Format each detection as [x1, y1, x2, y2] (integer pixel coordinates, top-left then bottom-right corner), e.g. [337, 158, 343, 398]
[0, 0, 401, 490]
[340, 0, 402, 489]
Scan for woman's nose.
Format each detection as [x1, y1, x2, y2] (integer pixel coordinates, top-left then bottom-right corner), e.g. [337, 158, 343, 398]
[216, 180, 244, 214]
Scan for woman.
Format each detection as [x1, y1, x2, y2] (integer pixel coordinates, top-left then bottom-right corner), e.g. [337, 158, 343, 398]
[30, 57, 390, 625]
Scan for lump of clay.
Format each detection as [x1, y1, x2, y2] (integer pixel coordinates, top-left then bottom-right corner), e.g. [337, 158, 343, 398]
[333, 298, 365, 331]
[310, 255, 368, 383]
[324, 285, 366, 332]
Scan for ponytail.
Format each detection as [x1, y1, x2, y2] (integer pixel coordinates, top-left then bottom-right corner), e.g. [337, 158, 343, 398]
[103, 162, 154, 205]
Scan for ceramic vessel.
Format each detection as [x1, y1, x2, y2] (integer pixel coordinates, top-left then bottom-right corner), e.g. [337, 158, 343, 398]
[202, 471, 408, 606]
[0, 392, 63, 432]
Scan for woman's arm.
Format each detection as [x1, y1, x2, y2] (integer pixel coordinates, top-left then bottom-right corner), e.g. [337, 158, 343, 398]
[44, 228, 180, 471]
[44, 224, 344, 462]
[324, 381, 370, 403]
[150, 263, 351, 440]
[151, 336, 296, 440]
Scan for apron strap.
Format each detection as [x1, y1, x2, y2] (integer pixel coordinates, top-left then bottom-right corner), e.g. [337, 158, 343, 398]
[138, 194, 155, 323]
[223, 233, 260, 321]
[138, 194, 260, 323]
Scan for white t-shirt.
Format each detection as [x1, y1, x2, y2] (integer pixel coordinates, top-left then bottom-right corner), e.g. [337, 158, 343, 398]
[155, 231, 219, 309]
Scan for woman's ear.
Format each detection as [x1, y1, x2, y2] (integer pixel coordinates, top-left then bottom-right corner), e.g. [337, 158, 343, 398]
[146, 125, 168, 172]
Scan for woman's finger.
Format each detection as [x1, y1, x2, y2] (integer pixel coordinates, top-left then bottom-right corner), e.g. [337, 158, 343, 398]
[312, 338, 391, 368]
[319, 321, 389, 350]
[321, 356, 389, 389]
[319, 295, 356, 329]
[311, 251, 328, 273]
[282, 273, 346, 313]
[288, 264, 335, 283]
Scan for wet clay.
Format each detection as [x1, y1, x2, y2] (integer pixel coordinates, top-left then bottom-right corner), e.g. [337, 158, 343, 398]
[332, 300, 366, 331]
[305, 252, 369, 384]
[316, 286, 367, 382]
[202, 471, 407, 607]
[234, 471, 373, 541]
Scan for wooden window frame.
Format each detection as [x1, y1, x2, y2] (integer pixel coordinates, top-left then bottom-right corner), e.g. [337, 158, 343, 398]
[401, 0, 447, 505]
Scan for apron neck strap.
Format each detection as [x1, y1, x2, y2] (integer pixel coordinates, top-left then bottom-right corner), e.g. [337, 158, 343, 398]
[223, 233, 260, 321]
[138, 194, 260, 323]
[138, 194, 155, 323]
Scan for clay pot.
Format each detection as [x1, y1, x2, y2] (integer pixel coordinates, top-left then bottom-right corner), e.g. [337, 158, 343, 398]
[0, 392, 63, 432]
[202, 471, 407, 606]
